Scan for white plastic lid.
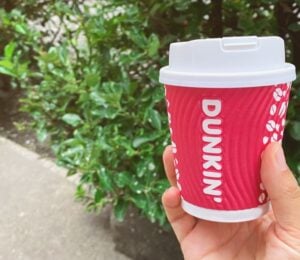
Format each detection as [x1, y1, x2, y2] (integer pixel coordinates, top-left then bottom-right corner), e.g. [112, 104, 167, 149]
[159, 36, 296, 88]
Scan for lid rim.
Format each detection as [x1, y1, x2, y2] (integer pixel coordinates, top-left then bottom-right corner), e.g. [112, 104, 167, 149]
[159, 63, 296, 88]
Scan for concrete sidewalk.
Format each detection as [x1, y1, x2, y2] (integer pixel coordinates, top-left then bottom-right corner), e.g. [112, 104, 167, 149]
[0, 137, 130, 260]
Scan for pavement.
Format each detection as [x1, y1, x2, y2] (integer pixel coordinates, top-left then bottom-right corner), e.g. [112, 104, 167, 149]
[0, 136, 130, 260]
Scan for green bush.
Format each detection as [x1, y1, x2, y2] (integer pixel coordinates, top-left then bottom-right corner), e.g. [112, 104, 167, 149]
[0, 0, 300, 225]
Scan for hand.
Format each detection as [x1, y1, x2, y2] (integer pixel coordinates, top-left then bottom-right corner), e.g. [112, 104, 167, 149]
[162, 143, 300, 260]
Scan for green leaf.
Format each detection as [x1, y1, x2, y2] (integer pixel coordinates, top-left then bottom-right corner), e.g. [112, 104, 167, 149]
[91, 107, 119, 119]
[40, 50, 58, 63]
[125, 82, 138, 95]
[61, 145, 84, 158]
[0, 66, 15, 77]
[75, 185, 85, 200]
[57, 45, 68, 64]
[132, 133, 159, 148]
[131, 194, 147, 210]
[290, 121, 300, 141]
[147, 34, 160, 57]
[114, 199, 128, 221]
[148, 109, 161, 130]
[288, 23, 300, 32]
[16, 62, 28, 79]
[114, 171, 131, 188]
[15, 24, 27, 34]
[136, 161, 148, 177]
[37, 128, 47, 142]
[62, 113, 82, 127]
[98, 168, 113, 191]
[0, 60, 14, 70]
[153, 180, 169, 194]
[4, 42, 17, 60]
[67, 169, 77, 176]
[129, 180, 144, 194]
[94, 189, 103, 203]
[85, 73, 100, 87]
[90, 91, 107, 106]
[127, 28, 147, 49]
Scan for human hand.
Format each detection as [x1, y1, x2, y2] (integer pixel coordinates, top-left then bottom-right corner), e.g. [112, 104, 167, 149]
[162, 142, 300, 260]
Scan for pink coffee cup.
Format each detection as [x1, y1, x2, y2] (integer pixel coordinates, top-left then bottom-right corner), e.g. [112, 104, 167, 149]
[159, 36, 296, 222]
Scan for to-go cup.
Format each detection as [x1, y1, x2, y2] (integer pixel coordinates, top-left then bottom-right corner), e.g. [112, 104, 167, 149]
[159, 36, 296, 222]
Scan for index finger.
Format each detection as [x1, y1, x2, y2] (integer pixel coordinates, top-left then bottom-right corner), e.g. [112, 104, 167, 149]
[163, 145, 177, 186]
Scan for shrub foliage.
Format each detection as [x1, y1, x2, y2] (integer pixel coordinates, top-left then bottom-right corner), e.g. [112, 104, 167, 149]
[0, 0, 299, 225]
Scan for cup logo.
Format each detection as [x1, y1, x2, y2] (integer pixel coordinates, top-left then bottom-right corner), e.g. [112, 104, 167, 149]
[202, 99, 223, 203]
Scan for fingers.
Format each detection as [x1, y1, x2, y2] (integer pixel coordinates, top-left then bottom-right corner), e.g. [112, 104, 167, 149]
[162, 146, 197, 243]
[163, 145, 177, 186]
[261, 142, 300, 231]
[162, 186, 197, 243]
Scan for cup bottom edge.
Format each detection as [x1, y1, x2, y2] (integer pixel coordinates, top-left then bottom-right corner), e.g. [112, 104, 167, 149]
[181, 198, 270, 223]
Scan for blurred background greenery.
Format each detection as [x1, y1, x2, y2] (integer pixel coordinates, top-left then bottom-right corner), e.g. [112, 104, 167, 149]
[0, 0, 299, 226]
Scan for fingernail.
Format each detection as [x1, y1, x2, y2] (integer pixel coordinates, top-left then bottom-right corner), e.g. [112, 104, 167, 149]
[275, 146, 288, 172]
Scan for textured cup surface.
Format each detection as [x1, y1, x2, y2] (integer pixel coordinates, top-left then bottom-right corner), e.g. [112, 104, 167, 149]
[165, 83, 291, 217]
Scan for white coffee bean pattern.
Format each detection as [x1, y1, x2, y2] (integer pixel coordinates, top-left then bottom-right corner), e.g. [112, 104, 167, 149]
[165, 88, 182, 191]
[260, 83, 291, 204]
[273, 87, 283, 101]
[279, 102, 287, 117]
[270, 104, 277, 115]
[262, 84, 290, 145]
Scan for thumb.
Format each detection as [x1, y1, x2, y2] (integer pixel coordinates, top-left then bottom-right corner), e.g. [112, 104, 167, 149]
[261, 142, 300, 231]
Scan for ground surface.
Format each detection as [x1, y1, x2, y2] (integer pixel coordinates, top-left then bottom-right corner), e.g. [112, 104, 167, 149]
[0, 137, 129, 260]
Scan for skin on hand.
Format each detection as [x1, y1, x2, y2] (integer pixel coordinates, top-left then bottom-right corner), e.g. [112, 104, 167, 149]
[162, 143, 300, 260]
